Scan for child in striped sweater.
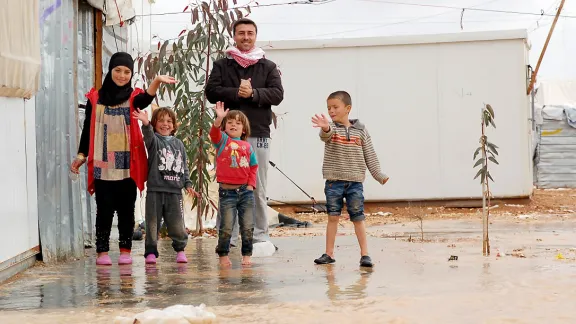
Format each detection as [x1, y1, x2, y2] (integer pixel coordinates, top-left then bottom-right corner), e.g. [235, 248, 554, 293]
[311, 91, 389, 268]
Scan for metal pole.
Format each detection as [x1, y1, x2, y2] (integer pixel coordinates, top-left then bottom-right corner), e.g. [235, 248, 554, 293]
[526, 0, 565, 95]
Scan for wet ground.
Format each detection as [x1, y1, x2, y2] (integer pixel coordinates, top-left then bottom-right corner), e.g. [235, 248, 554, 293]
[1, 216, 576, 323]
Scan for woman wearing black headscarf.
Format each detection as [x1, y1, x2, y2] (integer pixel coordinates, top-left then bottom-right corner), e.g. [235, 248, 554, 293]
[71, 52, 177, 266]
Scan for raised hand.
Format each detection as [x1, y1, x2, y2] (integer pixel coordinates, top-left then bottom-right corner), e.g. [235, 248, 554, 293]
[132, 108, 149, 125]
[214, 101, 229, 119]
[154, 75, 178, 84]
[311, 114, 330, 131]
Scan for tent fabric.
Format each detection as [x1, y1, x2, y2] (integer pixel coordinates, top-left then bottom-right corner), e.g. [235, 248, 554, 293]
[0, 0, 41, 98]
[536, 80, 576, 106]
[86, 0, 136, 26]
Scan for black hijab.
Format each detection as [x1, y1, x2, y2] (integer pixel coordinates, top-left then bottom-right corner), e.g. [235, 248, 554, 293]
[98, 52, 135, 106]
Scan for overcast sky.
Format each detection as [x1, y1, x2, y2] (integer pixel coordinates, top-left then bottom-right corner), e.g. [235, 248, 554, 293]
[129, 0, 576, 81]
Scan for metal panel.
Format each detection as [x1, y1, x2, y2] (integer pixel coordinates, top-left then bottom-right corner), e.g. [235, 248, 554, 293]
[536, 115, 576, 189]
[77, 1, 97, 248]
[35, 0, 84, 262]
[0, 97, 40, 265]
[263, 34, 532, 202]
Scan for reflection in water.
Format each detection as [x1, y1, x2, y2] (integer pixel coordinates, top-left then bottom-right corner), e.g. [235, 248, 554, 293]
[119, 265, 134, 297]
[320, 265, 371, 301]
[479, 262, 495, 291]
[95, 266, 112, 304]
[3, 227, 576, 323]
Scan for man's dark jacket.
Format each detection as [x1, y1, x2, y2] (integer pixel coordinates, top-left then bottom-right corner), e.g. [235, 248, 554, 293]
[205, 57, 284, 138]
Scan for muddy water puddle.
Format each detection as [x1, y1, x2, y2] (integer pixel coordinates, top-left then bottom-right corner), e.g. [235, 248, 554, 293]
[1, 218, 576, 323]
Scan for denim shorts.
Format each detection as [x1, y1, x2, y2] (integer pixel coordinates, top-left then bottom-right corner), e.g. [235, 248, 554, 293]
[324, 180, 365, 222]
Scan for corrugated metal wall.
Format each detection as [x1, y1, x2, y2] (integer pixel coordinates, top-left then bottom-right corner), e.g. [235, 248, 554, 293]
[536, 111, 576, 188]
[36, 0, 84, 262]
[77, 1, 97, 248]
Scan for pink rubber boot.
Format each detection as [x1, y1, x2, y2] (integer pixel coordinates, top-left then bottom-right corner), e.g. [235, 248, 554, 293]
[96, 254, 112, 266]
[118, 253, 133, 265]
[176, 251, 188, 263]
[145, 254, 157, 264]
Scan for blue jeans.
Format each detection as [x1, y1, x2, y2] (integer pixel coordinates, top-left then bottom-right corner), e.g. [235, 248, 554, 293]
[216, 186, 255, 257]
[324, 180, 366, 222]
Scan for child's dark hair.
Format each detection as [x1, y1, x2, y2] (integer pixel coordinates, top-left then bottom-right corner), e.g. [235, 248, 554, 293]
[151, 107, 178, 135]
[327, 91, 352, 106]
[233, 18, 258, 35]
[221, 110, 251, 140]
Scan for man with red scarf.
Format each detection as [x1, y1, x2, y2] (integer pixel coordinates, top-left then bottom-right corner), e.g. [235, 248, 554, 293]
[206, 18, 284, 249]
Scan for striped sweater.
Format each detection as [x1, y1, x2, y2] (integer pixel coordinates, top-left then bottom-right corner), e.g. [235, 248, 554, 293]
[319, 120, 388, 184]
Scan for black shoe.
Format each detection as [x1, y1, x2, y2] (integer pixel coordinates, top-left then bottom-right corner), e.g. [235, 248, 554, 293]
[360, 256, 373, 268]
[314, 254, 335, 264]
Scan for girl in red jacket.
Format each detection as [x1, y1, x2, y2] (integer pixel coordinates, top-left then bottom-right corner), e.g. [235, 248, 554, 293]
[210, 102, 258, 267]
[70, 52, 176, 266]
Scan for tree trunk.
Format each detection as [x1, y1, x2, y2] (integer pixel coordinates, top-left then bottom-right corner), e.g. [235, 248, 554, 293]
[196, 22, 213, 234]
[481, 120, 490, 256]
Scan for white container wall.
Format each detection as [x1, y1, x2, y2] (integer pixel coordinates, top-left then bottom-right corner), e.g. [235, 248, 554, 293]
[260, 30, 533, 203]
[0, 97, 39, 264]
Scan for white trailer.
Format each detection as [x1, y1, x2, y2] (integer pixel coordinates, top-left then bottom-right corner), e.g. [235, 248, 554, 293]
[259, 29, 533, 203]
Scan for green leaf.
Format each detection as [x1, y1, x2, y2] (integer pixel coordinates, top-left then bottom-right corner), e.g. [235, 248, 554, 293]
[473, 158, 485, 168]
[474, 168, 483, 180]
[486, 104, 494, 118]
[473, 147, 482, 160]
[488, 156, 499, 165]
[159, 40, 169, 62]
[486, 143, 499, 155]
[487, 171, 494, 182]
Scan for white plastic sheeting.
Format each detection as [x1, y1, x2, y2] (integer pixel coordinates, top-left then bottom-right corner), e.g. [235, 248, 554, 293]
[114, 304, 216, 324]
[533, 81, 576, 189]
[535, 105, 576, 189]
[86, 0, 136, 26]
[535, 80, 576, 106]
[0, 0, 41, 98]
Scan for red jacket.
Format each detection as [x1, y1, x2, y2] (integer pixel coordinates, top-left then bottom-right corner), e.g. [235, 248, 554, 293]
[85, 88, 148, 195]
[210, 126, 258, 188]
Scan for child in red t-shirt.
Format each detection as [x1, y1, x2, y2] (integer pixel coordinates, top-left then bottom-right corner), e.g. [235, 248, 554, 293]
[210, 101, 258, 267]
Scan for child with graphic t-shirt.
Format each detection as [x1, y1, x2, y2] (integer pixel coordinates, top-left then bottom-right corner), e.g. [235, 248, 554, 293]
[210, 102, 258, 267]
[133, 107, 199, 264]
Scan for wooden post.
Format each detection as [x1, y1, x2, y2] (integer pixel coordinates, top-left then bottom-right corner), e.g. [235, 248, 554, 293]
[94, 9, 103, 89]
[526, 0, 565, 95]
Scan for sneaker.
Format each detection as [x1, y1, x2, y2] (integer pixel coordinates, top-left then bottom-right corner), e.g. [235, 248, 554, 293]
[360, 256, 373, 268]
[314, 254, 335, 264]
[145, 254, 157, 264]
[118, 254, 133, 265]
[176, 251, 188, 263]
[96, 254, 112, 266]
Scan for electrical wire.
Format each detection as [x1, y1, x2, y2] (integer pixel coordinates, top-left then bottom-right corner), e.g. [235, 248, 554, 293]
[135, 0, 335, 17]
[296, 0, 502, 38]
[357, 0, 576, 19]
[528, 0, 561, 33]
[151, 16, 542, 25]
